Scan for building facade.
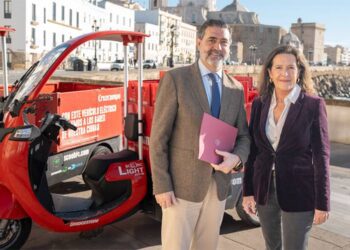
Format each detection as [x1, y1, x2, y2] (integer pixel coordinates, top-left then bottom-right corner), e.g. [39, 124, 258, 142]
[291, 18, 326, 65]
[135, 22, 160, 62]
[149, 0, 168, 10]
[340, 47, 350, 65]
[164, 0, 286, 64]
[135, 9, 196, 66]
[0, 0, 135, 69]
[178, 22, 196, 64]
[324, 45, 342, 65]
[280, 30, 304, 53]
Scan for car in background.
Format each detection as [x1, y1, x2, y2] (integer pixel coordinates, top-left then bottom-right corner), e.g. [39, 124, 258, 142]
[110, 59, 125, 71]
[143, 59, 157, 69]
[225, 60, 239, 65]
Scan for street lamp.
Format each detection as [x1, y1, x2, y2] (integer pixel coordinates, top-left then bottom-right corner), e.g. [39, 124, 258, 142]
[307, 49, 313, 65]
[169, 24, 176, 68]
[91, 20, 99, 67]
[249, 45, 257, 65]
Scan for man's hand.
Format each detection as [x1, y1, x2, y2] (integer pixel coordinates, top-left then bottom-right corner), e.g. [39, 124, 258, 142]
[211, 150, 242, 174]
[155, 191, 178, 209]
[313, 209, 329, 225]
[242, 196, 256, 215]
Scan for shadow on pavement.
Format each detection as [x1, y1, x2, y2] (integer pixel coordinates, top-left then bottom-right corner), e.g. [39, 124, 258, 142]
[220, 213, 259, 235]
[330, 142, 350, 169]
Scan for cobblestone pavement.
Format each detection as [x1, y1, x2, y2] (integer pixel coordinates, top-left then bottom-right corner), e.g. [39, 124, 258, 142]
[22, 143, 350, 250]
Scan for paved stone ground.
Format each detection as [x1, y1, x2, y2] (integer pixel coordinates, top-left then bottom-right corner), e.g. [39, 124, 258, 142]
[23, 210, 350, 250]
[22, 143, 350, 250]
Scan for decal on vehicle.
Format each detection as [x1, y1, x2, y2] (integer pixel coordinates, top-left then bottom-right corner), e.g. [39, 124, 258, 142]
[98, 94, 121, 102]
[231, 177, 242, 186]
[105, 160, 145, 182]
[68, 162, 84, 171]
[63, 149, 90, 162]
[69, 219, 99, 227]
[50, 156, 63, 168]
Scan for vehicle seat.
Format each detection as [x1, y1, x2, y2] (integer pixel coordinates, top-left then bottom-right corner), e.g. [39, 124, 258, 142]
[83, 150, 138, 208]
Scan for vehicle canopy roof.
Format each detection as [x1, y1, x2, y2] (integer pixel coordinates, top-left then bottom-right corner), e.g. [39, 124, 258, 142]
[5, 30, 148, 116]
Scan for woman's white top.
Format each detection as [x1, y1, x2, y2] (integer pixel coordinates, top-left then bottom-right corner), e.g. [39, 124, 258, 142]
[265, 84, 301, 169]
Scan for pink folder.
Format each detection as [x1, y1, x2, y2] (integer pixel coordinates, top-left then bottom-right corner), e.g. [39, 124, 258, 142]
[198, 113, 238, 164]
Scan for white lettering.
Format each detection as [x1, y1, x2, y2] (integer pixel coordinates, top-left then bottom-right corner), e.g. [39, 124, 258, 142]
[231, 177, 242, 186]
[98, 94, 121, 102]
[64, 149, 90, 161]
[118, 166, 144, 176]
[69, 219, 99, 227]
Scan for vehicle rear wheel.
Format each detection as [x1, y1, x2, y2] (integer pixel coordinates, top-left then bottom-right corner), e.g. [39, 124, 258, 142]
[236, 194, 260, 226]
[91, 145, 112, 158]
[82, 146, 112, 186]
[0, 218, 32, 249]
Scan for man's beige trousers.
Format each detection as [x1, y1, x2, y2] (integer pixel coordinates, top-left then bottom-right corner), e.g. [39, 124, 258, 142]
[161, 177, 226, 250]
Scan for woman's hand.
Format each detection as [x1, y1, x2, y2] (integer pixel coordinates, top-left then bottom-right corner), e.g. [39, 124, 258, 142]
[313, 209, 329, 225]
[242, 196, 256, 214]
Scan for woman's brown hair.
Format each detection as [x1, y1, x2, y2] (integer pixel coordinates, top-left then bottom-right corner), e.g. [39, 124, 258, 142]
[258, 45, 315, 98]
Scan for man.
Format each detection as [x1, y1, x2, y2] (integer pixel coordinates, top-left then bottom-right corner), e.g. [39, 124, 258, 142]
[150, 19, 250, 250]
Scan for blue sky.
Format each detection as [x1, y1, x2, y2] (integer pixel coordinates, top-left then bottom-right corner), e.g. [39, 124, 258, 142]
[134, 0, 350, 48]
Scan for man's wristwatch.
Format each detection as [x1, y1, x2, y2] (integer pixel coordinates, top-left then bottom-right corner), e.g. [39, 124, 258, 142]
[232, 159, 243, 171]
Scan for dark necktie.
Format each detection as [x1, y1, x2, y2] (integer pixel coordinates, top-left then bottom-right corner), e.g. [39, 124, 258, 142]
[208, 73, 221, 118]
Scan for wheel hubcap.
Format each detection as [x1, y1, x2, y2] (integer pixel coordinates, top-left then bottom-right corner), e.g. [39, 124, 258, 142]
[0, 220, 21, 248]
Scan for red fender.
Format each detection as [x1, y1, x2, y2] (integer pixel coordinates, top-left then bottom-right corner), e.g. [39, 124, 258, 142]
[0, 185, 28, 219]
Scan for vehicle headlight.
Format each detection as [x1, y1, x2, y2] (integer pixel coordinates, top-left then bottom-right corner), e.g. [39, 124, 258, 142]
[10, 125, 41, 141]
[13, 127, 32, 139]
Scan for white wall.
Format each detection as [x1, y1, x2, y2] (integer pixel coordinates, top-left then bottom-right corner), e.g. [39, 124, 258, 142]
[326, 104, 350, 144]
[0, 0, 28, 51]
[135, 22, 160, 63]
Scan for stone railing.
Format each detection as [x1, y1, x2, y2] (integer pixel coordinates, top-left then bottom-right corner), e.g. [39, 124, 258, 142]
[49, 65, 350, 144]
[225, 65, 350, 100]
[312, 69, 350, 100]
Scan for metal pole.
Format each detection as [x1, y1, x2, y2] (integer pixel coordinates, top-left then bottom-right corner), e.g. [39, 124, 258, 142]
[123, 44, 129, 149]
[1, 36, 8, 97]
[137, 43, 143, 160]
[253, 47, 256, 65]
[94, 41, 97, 64]
[92, 20, 99, 70]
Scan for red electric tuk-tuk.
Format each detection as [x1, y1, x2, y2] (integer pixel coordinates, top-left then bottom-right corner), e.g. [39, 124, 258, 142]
[0, 30, 258, 249]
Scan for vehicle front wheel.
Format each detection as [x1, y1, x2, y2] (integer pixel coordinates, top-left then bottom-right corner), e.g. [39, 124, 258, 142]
[236, 194, 260, 226]
[0, 218, 32, 249]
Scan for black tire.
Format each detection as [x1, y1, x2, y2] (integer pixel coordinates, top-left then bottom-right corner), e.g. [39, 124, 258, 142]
[236, 194, 260, 227]
[82, 146, 112, 185]
[91, 145, 112, 159]
[0, 218, 32, 249]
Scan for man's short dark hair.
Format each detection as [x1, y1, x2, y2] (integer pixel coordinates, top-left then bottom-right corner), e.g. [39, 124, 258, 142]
[197, 19, 230, 39]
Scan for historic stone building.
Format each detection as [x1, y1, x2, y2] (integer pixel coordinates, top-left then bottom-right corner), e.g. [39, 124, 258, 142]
[165, 0, 287, 64]
[280, 30, 304, 52]
[291, 18, 326, 65]
[135, 9, 197, 66]
[324, 45, 342, 65]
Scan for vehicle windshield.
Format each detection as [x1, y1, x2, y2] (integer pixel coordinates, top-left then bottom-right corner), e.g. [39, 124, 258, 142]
[6, 43, 69, 113]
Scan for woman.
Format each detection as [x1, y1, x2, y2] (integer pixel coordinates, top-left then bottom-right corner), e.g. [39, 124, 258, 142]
[242, 45, 330, 250]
